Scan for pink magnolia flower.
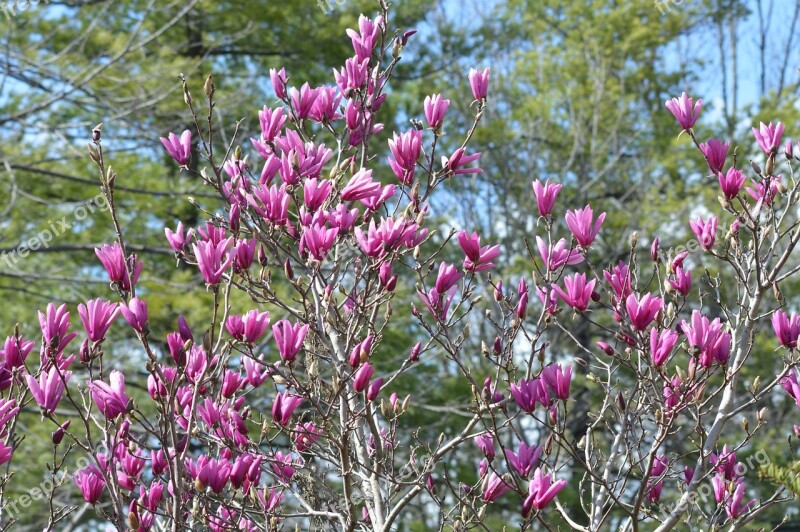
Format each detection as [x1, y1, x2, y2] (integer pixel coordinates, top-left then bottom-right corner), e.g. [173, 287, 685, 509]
[220, 369, 245, 399]
[341, 169, 381, 202]
[367, 377, 384, 401]
[334, 56, 369, 93]
[258, 106, 286, 142]
[772, 309, 800, 348]
[552, 273, 596, 311]
[303, 178, 333, 211]
[541, 364, 572, 400]
[435, 262, 461, 294]
[1, 335, 33, 369]
[669, 266, 692, 296]
[752, 121, 785, 155]
[247, 183, 290, 225]
[227, 310, 270, 344]
[272, 391, 303, 426]
[482, 473, 512, 503]
[26, 366, 71, 414]
[233, 238, 256, 272]
[681, 310, 731, 367]
[781, 370, 800, 406]
[531, 179, 562, 217]
[0, 441, 12, 467]
[745, 175, 782, 208]
[650, 237, 660, 262]
[362, 183, 396, 211]
[379, 261, 398, 291]
[88, 370, 130, 419]
[293, 421, 322, 453]
[388, 130, 422, 184]
[119, 297, 148, 334]
[347, 14, 382, 61]
[457, 230, 500, 272]
[665, 92, 702, 130]
[74, 464, 105, 505]
[725, 480, 756, 519]
[699, 138, 729, 173]
[288, 83, 319, 120]
[510, 378, 549, 412]
[300, 225, 339, 261]
[441, 147, 482, 175]
[349, 335, 374, 367]
[197, 456, 232, 494]
[474, 433, 495, 460]
[353, 362, 375, 392]
[468, 67, 490, 100]
[522, 468, 567, 516]
[95, 242, 142, 292]
[243, 354, 270, 387]
[0, 398, 19, 432]
[718, 168, 746, 199]
[77, 299, 119, 343]
[272, 320, 309, 362]
[165, 222, 194, 252]
[625, 292, 663, 331]
[603, 261, 632, 303]
[505, 441, 542, 478]
[38, 303, 77, 355]
[650, 327, 678, 366]
[689, 216, 717, 251]
[565, 205, 606, 248]
[424, 94, 450, 129]
[646, 455, 668, 503]
[270, 67, 288, 99]
[537, 237, 583, 271]
[309, 85, 342, 122]
[193, 237, 235, 284]
[159, 130, 192, 166]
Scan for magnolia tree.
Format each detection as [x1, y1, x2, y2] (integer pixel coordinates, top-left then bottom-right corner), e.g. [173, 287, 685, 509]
[1, 3, 800, 531]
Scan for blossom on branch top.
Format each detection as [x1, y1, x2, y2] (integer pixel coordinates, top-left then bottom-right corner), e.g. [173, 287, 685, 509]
[159, 130, 192, 166]
[752, 121, 785, 155]
[469, 67, 490, 100]
[665, 92, 702, 130]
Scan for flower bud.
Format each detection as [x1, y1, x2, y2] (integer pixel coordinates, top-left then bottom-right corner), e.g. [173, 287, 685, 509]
[650, 237, 660, 262]
[409, 342, 421, 362]
[52, 420, 71, 445]
[204, 74, 215, 97]
[596, 341, 614, 355]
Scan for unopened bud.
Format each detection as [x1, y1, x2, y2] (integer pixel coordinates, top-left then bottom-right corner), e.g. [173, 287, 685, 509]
[284, 258, 293, 279]
[750, 376, 761, 394]
[52, 420, 71, 445]
[92, 123, 103, 142]
[765, 156, 775, 176]
[204, 74, 215, 97]
[87, 143, 101, 163]
[401, 394, 411, 412]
